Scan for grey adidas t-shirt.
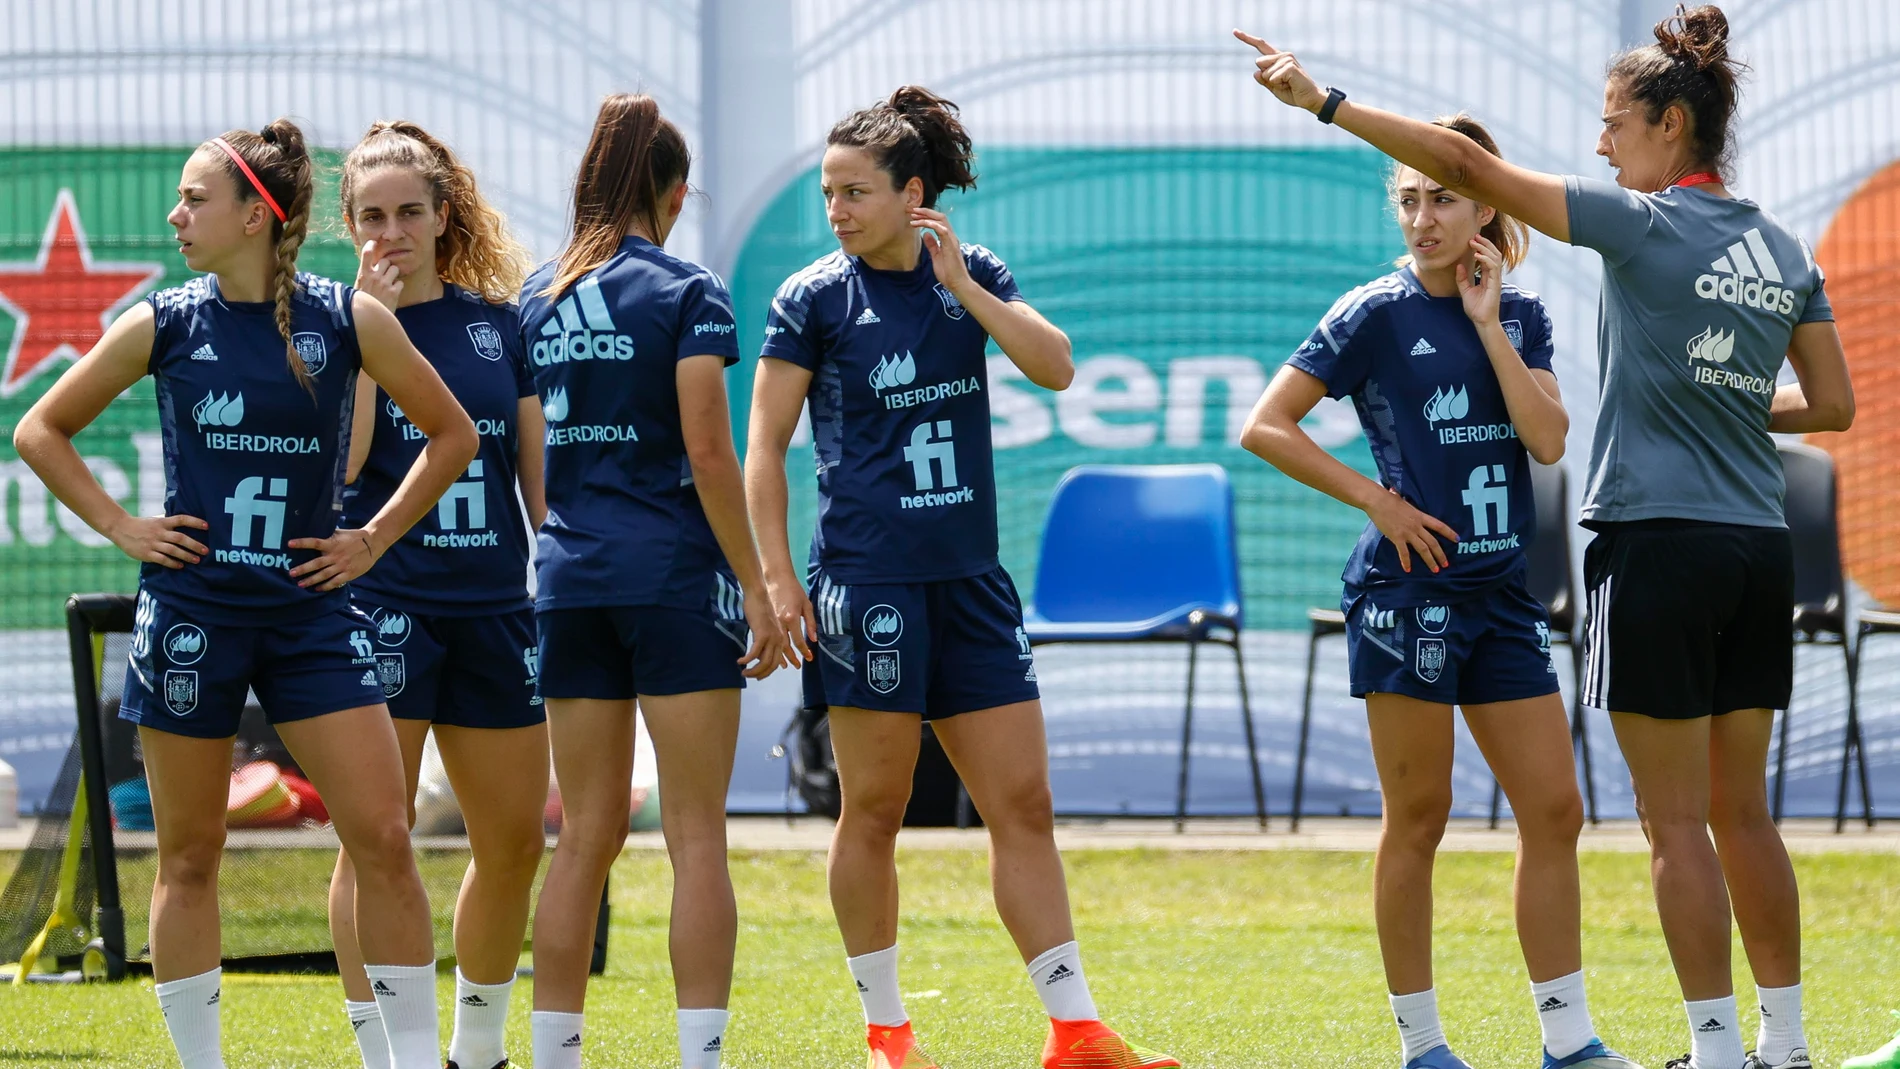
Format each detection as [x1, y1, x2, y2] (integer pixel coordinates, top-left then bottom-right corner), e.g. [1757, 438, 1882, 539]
[1566, 176, 1833, 527]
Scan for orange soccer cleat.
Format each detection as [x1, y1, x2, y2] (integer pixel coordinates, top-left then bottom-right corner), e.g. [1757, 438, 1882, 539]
[867, 1021, 941, 1069]
[1042, 1018, 1182, 1069]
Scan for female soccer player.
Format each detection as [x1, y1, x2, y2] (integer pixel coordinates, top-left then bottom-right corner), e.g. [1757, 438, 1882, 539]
[326, 120, 547, 1069]
[745, 85, 1176, 1069]
[11, 122, 476, 1069]
[1238, 7, 1855, 1069]
[1240, 115, 1637, 1069]
[518, 94, 786, 1069]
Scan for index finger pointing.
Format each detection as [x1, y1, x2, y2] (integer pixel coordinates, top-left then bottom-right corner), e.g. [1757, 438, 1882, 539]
[1232, 29, 1277, 55]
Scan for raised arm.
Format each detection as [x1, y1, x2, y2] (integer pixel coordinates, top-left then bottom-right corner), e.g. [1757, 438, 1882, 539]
[910, 208, 1074, 390]
[1235, 30, 1572, 243]
[13, 303, 211, 568]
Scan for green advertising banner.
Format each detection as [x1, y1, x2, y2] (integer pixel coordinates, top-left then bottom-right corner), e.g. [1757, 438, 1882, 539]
[0, 148, 356, 628]
[729, 146, 1401, 628]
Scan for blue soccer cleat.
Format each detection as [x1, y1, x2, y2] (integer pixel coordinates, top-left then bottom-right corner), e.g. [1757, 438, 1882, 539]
[1406, 1045, 1477, 1069]
[1543, 1037, 1642, 1069]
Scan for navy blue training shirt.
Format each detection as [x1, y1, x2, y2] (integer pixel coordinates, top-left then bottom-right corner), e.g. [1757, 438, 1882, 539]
[761, 245, 1020, 584]
[142, 272, 362, 625]
[517, 235, 740, 610]
[343, 285, 535, 615]
[1288, 267, 1556, 609]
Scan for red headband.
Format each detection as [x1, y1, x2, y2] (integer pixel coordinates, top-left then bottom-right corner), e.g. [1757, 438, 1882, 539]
[209, 136, 286, 223]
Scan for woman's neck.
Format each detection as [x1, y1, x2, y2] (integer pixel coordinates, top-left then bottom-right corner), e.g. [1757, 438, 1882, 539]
[1409, 260, 1461, 299]
[859, 231, 923, 273]
[397, 270, 445, 308]
[213, 242, 279, 302]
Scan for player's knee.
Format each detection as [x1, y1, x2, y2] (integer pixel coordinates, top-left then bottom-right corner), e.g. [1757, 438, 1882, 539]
[1708, 791, 1773, 836]
[1517, 787, 1584, 845]
[558, 815, 630, 866]
[839, 789, 910, 843]
[1384, 790, 1452, 846]
[982, 778, 1054, 836]
[347, 815, 420, 877]
[158, 835, 224, 891]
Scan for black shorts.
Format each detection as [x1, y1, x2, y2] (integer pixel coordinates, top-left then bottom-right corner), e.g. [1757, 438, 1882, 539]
[1579, 521, 1793, 720]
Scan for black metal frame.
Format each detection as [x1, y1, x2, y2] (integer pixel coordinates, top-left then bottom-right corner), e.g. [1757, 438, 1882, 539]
[1031, 608, 1267, 833]
[1837, 608, 1893, 831]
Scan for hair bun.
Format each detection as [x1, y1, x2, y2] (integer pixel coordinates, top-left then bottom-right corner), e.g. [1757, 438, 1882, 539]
[1655, 3, 1731, 71]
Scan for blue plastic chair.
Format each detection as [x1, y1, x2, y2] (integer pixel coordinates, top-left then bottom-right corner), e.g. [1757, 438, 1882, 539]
[1024, 464, 1267, 831]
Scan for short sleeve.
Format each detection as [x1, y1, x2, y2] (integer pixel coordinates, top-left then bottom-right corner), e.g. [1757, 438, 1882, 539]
[761, 272, 823, 371]
[145, 293, 173, 377]
[965, 244, 1023, 303]
[1564, 175, 1655, 266]
[1286, 289, 1377, 400]
[675, 272, 741, 367]
[1512, 297, 1556, 374]
[497, 310, 536, 398]
[1798, 245, 1835, 324]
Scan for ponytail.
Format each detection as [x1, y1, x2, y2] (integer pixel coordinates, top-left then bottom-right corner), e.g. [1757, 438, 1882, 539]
[543, 94, 689, 299]
[208, 120, 315, 391]
[340, 120, 530, 304]
[827, 86, 977, 208]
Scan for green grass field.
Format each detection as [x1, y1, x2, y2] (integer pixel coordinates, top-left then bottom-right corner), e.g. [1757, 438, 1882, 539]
[1, 848, 1896, 1068]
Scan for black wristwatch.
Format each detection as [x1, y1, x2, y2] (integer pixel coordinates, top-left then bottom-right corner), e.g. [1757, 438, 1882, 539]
[1317, 87, 1347, 125]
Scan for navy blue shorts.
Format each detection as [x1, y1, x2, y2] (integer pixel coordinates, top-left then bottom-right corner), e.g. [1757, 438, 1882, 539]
[351, 598, 545, 729]
[808, 565, 1040, 720]
[536, 576, 748, 700]
[120, 590, 386, 739]
[1343, 576, 1559, 706]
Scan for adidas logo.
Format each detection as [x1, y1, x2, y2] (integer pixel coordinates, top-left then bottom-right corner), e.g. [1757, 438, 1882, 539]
[857, 980, 868, 992]
[1395, 1016, 1408, 1027]
[563, 1032, 582, 1048]
[207, 990, 220, 1005]
[460, 994, 487, 1006]
[190, 343, 218, 361]
[1695, 227, 1798, 315]
[703, 1037, 722, 1052]
[1698, 1018, 1725, 1033]
[1024, 665, 1038, 682]
[1538, 996, 1568, 1012]
[856, 306, 881, 325]
[1410, 338, 1437, 356]
[360, 670, 378, 686]
[351, 1018, 365, 1031]
[532, 276, 634, 365]
[373, 980, 396, 996]
[1044, 963, 1075, 985]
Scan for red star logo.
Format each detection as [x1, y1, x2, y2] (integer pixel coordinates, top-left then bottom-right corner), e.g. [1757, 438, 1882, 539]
[0, 189, 164, 397]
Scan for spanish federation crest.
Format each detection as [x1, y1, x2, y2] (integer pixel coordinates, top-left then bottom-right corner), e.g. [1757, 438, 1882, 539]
[866, 650, 901, 695]
[1501, 319, 1523, 350]
[163, 670, 199, 716]
[467, 322, 505, 362]
[934, 283, 966, 320]
[292, 331, 327, 376]
[1415, 639, 1446, 684]
[375, 653, 406, 698]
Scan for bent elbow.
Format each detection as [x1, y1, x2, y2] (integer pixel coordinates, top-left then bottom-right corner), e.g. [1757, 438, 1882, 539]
[1238, 419, 1276, 459]
[1529, 440, 1566, 466]
[1040, 359, 1075, 392]
[1830, 394, 1856, 431]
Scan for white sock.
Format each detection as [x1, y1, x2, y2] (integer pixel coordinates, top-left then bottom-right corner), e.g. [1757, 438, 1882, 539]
[1755, 983, 1806, 1065]
[1390, 988, 1447, 1064]
[446, 969, 513, 1069]
[1686, 995, 1745, 1069]
[532, 1010, 585, 1069]
[364, 963, 440, 1069]
[1531, 970, 1597, 1058]
[346, 1000, 391, 1069]
[678, 1007, 730, 1069]
[846, 945, 908, 1027]
[1027, 941, 1099, 1022]
[154, 967, 225, 1069]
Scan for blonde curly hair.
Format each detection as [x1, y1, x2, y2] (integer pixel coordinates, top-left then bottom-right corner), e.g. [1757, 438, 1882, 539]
[340, 121, 529, 304]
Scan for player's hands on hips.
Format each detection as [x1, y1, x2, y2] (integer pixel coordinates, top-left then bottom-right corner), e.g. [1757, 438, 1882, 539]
[1458, 235, 1505, 329]
[109, 513, 209, 569]
[1365, 488, 1458, 574]
[355, 240, 404, 311]
[738, 587, 793, 679]
[288, 527, 381, 591]
[1234, 30, 1327, 112]
[765, 572, 818, 667]
[911, 208, 972, 294]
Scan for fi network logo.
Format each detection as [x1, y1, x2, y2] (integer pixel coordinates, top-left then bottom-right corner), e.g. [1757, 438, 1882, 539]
[224, 476, 287, 549]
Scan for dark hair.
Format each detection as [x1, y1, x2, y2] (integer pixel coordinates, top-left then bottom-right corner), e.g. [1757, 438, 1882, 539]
[207, 120, 314, 390]
[1392, 114, 1530, 272]
[543, 94, 689, 299]
[1607, 4, 1747, 175]
[826, 86, 976, 209]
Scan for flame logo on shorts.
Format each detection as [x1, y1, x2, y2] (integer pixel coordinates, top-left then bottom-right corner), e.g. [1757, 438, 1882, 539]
[162, 622, 208, 665]
[862, 604, 903, 647]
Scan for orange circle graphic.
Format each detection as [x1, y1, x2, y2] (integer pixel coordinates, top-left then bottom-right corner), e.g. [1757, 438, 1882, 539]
[1813, 161, 1900, 605]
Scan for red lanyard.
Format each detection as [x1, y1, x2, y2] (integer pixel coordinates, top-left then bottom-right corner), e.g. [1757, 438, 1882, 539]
[1675, 172, 1723, 188]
